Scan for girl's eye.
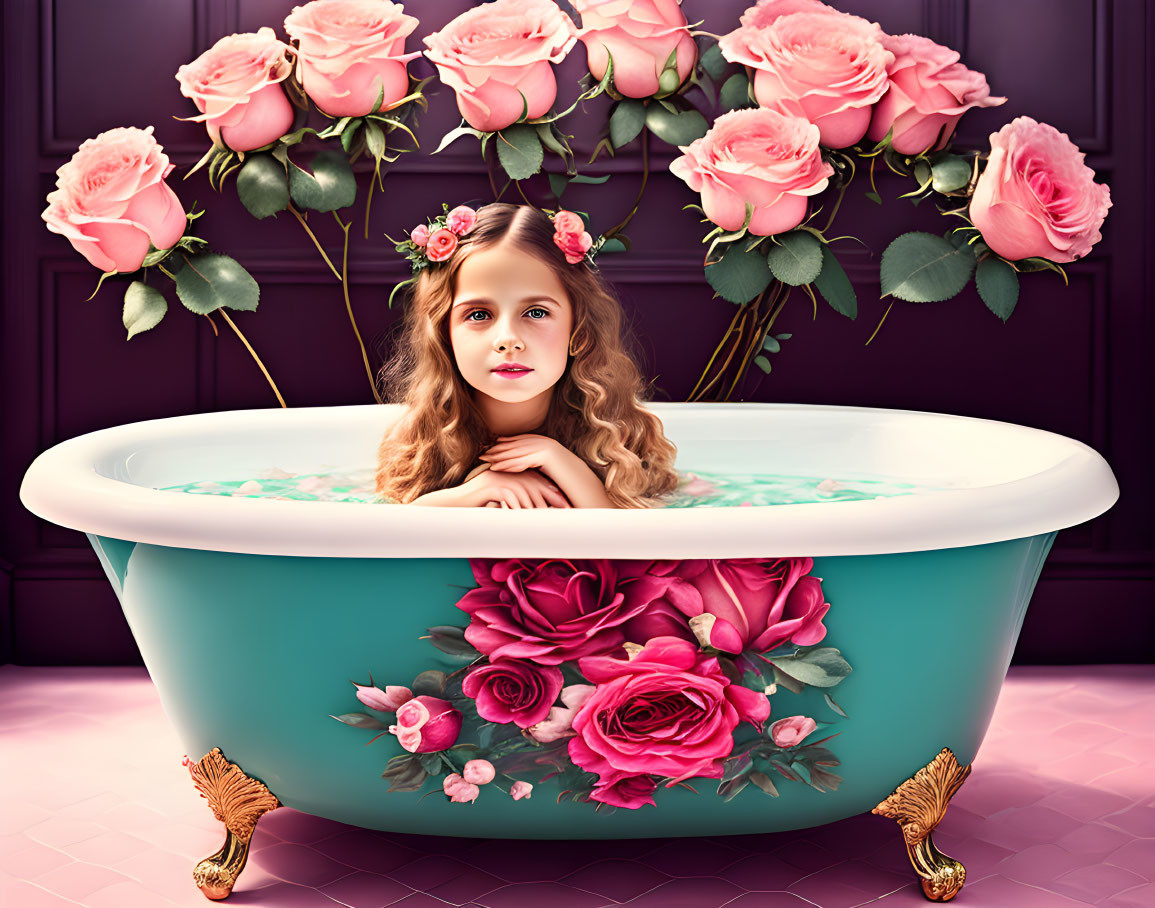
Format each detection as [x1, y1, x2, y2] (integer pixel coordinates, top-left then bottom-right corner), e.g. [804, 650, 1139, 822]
[526, 307, 548, 319]
[464, 310, 488, 322]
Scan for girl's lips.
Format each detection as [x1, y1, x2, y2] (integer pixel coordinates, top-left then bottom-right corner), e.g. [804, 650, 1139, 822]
[492, 367, 533, 380]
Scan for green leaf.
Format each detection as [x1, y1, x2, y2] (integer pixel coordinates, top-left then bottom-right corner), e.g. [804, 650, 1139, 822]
[719, 73, 752, 112]
[931, 154, 972, 193]
[824, 692, 849, 718]
[411, 670, 447, 697]
[813, 246, 857, 318]
[548, 173, 569, 200]
[496, 124, 544, 180]
[123, 281, 167, 339]
[236, 154, 289, 220]
[880, 231, 976, 303]
[416, 752, 443, 775]
[975, 256, 1020, 322]
[174, 253, 259, 314]
[568, 174, 612, 185]
[340, 119, 363, 154]
[717, 774, 751, 802]
[753, 355, 772, 373]
[288, 150, 357, 212]
[769, 648, 853, 688]
[864, 191, 882, 205]
[426, 626, 480, 659]
[767, 231, 824, 286]
[699, 42, 728, 81]
[610, 99, 646, 149]
[704, 241, 774, 304]
[330, 712, 388, 730]
[762, 336, 781, 353]
[644, 104, 708, 147]
[749, 770, 780, 797]
[598, 237, 628, 254]
[431, 123, 485, 155]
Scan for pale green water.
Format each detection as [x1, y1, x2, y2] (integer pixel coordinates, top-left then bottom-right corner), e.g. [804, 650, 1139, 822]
[159, 467, 947, 507]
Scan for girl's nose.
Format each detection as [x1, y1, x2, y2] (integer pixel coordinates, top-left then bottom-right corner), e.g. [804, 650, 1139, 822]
[494, 335, 524, 353]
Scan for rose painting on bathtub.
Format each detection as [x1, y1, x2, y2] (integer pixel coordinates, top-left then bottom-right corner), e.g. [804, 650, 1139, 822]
[334, 557, 853, 811]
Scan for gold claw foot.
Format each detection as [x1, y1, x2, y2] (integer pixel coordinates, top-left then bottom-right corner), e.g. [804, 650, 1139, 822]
[873, 747, 972, 902]
[185, 748, 281, 900]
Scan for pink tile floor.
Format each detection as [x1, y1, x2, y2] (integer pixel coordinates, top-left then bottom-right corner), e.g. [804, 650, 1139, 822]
[1, 665, 1153, 908]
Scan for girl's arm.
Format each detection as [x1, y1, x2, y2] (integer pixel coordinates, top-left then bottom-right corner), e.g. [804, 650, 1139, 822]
[480, 436, 615, 508]
[538, 448, 614, 508]
[410, 464, 572, 508]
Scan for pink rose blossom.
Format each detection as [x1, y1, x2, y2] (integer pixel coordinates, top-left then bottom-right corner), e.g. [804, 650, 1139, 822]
[969, 117, 1111, 263]
[572, 0, 697, 99]
[463, 759, 496, 785]
[770, 715, 817, 747]
[739, 0, 841, 29]
[461, 659, 563, 728]
[526, 683, 596, 743]
[867, 34, 1005, 156]
[41, 126, 187, 274]
[423, 0, 577, 132]
[590, 774, 658, 809]
[669, 107, 833, 236]
[719, 12, 893, 148]
[459, 559, 689, 665]
[388, 695, 462, 753]
[175, 28, 295, 152]
[446, 205, 477, 236]
[665, 558, 831, 654]
[410, 223, 429, 246]
[283, 0, 422, 117]
[354, 682, 413, 712]
[552, 210, 586, 234]
[554, 228, 593, 264]
[424, 227, 458, 262]
[510, 780, 534, 800]
[442, 772, 480, 803]
[568, 637, 771, 797]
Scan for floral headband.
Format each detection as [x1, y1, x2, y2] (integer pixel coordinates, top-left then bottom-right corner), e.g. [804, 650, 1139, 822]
[386, 204, 598, 305]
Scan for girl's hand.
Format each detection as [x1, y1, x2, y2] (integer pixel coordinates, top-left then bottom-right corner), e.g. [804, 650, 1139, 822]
[462, 465, 572, 509]
[478, 434, 574, 477]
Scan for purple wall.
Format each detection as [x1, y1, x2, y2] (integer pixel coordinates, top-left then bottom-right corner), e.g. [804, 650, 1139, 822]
[2, 1, 1152, 665]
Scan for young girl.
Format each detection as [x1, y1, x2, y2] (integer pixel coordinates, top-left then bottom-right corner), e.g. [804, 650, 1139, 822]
[374, 202, 678, 508]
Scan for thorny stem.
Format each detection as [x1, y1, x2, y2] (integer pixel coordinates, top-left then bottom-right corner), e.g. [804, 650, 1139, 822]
[218, 309, 287, 408]
[289, 203, 342, 281]
[333, 211, 384, 404]
[687, 298, 747, 400]
[693, 303, 753, 401]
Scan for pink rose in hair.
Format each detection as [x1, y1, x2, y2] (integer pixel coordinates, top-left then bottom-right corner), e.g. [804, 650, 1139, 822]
[969, 117, 1111, 263]
[568, 637, 771, 796]
[388, 695, 462, 753]
[591, 773, 658, 809]
[409, 223, 429, 246]
[552, 210, 586, 234]
[770, 715, 817, 747]
[423, 0, 577, 132]
[677, 558, 831, 654]
[554, 228, 593, 264]
[42, 126, 187, 274]
[867, 34, 1005, 156]
[283, 0, 422, 118]
[446, 205, 477, 236]
[459, 559, 686, 665]
[669, 108, 833, 235]
[739, 0, 840, 29]
[571, 0, 697, 99]
[175, 28, 295, 152]
[353, 682, 413, 712]
[461, 659, 564, 727]
[720, 12, 893, 148]
[424, 227, 458, 262]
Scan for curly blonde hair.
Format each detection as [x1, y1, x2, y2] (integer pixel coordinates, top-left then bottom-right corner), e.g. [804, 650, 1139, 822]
[374, 202, 678, 508]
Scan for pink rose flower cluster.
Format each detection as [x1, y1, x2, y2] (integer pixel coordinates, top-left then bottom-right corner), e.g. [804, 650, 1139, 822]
[552, 210, 594, 264]
[408, 204, 477, 264]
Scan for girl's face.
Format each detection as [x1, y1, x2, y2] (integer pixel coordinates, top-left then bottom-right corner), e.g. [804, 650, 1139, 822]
[448, 240, 574, 411]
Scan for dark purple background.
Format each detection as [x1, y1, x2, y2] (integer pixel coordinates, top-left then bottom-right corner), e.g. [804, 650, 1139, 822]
[2, 1, 1151, 665]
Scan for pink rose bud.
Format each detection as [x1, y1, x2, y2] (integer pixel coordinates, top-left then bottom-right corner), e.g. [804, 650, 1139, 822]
[510, 780, 534, 801]
[446, 205, 477, 236]
[389, 695, 462, 753]
[443, 773, 480, 803]
[354, 682, 413, 712]
[689, 613, 745, 654]
[424, 227, 458, 262]
[463, 759, 495, 785]
[770, 715, 818, 747]
[410, 224, 430, 247]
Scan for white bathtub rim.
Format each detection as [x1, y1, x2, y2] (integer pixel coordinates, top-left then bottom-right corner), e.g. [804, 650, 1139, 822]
[20, 402, 1120, 558]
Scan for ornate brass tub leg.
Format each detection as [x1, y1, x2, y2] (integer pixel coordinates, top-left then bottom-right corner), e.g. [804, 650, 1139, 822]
[873, 748, 972, 902]
[185, 748, 281, 900]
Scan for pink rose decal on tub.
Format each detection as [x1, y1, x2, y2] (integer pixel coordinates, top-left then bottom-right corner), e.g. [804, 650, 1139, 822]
[175, 28, 295, 152]
[571, 0, 698, 99]
[283, 0, 423, 118]
[336, 558, 851, 810]
[41, 126, 188, 274]
[969, 117, 1112, 264]
[422, 0, 578, 133]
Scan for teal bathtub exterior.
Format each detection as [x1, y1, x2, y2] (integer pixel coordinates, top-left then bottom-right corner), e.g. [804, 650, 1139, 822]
[89, 530, 1057, 839]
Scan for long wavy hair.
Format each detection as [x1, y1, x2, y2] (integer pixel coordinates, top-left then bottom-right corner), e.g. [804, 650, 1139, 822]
[374, 202, 678, 508]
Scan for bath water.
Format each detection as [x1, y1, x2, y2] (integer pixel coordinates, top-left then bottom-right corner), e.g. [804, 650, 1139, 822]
[159, 467, 946, 507]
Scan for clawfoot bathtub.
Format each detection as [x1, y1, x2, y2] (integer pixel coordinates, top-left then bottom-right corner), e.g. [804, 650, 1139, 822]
[20, 403, 1118, 901]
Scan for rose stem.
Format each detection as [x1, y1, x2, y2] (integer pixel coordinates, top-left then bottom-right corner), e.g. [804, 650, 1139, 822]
[602, 126, 650, 241]
[333, 211, 384, 404]
[687, 298, 747, 401]
[725, 284, 788, 400]
[288, 202, 341, 280]
[865, 299, 895, 346]
[695, 302, 754, 401]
